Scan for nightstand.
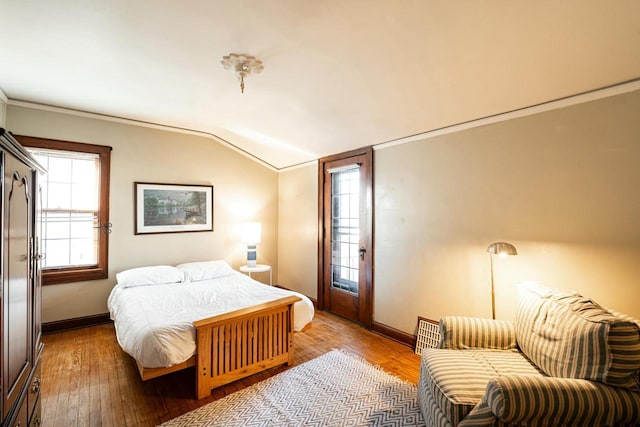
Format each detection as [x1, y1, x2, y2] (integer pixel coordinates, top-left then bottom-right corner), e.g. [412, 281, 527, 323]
[239, 264, 272, 286]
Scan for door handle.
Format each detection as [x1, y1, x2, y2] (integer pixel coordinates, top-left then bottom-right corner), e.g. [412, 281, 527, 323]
[359, 247, 366, 261]
[94, 222, 113, 234]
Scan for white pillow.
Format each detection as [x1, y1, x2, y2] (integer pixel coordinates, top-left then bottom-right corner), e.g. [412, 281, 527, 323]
[176, 260, 233, 282]
[116, 265, 184, 288]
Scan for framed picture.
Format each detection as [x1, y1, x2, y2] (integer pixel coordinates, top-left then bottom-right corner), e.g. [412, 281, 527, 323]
[135, 182, 214, 235]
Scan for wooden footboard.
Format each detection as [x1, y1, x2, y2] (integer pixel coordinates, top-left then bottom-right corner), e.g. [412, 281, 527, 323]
[193, 295, 301, 399]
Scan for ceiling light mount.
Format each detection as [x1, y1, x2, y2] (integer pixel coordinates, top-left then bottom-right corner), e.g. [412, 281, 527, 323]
[221, 53, 263, 94]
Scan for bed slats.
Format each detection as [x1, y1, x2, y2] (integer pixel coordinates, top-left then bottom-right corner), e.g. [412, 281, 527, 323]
[193, 295, 300, 399]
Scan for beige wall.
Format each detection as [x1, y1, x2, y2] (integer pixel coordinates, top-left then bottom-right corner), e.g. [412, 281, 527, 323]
[277, 165, 318, 299]
[374, 89, 640, 333]
[277, 89, 640, 335]
[7, 105, 279, 323]
[8, 90, 640, 330]
[0, 96, 6, 128]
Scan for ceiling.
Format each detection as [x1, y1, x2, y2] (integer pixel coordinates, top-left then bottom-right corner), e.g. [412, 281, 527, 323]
[1, 1, 639, 170]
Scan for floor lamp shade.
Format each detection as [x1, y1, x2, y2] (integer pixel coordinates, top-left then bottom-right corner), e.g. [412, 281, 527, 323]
[242, 223, 261, 267]
[487, 242, 518, 256]
[486, 242, 518, 319]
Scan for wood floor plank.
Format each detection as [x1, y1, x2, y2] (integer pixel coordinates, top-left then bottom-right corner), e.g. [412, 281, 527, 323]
[41, 310, 421, 426]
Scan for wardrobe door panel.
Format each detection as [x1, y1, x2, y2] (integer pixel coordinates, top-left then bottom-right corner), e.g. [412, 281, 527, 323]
[32, 171, 43, 360]
[2, 150, 34, 420]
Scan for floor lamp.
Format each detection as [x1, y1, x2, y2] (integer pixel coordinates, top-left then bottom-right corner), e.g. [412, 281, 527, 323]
[486, 242, 518, 319]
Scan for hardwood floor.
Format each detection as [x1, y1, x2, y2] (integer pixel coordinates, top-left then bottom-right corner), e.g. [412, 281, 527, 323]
[41, 310, 421, 426]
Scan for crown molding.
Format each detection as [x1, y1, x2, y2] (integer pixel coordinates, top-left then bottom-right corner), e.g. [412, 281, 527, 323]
[275, 78, 640, 172]
[278, 159, 318, 172]
[6, 77, 639, 173]
[6, 99, 279, 172]
[374, 78, 640, 152]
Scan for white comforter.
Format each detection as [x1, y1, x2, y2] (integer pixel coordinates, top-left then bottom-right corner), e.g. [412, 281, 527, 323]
[107, 271, 314, 368]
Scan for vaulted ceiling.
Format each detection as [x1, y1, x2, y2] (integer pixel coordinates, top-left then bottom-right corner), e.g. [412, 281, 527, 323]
[1, 1, 639, 169]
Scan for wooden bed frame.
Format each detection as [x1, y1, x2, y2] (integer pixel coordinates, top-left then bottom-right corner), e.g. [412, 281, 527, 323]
[134, 295, 301, 399]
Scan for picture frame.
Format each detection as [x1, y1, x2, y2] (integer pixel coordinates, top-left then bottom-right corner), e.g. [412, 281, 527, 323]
[134, 182, 214, 235]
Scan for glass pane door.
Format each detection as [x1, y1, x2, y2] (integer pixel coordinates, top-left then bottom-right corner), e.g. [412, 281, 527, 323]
[320, 148, 372, 327]
[330, 168, 360, 295]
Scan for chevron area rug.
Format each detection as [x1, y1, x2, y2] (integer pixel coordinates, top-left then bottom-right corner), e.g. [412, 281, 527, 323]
[160, 350, 425, 426]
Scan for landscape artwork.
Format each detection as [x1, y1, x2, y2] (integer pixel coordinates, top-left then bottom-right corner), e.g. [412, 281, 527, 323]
[135, 182, 213, 234]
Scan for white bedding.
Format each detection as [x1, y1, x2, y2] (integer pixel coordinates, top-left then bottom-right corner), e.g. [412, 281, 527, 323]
[107, 270, 314, 368]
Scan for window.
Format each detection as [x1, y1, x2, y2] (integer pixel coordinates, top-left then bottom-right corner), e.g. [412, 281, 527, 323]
[19, 135, 111, 285]
[330, 166, 360, 293]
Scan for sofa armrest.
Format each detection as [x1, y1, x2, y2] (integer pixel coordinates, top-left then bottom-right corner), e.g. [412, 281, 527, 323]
[480, 376, 640, 426]
[438, 316, 516, 350]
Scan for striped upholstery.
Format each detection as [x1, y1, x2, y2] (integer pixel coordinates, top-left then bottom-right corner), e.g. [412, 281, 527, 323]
[458, 398, 507, 427]
[515, 282, 640, 390]
[417, 362, 453, 427]
[609, 309, 640, 329]
[439, 317, 517, 350]
[462, 376, 640, 426]
[609, 308, 640, 387]
[419, 349, 541, 426]
[417, 284, 640, 426]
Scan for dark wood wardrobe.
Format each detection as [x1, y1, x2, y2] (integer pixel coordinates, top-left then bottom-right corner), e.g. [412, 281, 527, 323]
[0, 128, 44, 427]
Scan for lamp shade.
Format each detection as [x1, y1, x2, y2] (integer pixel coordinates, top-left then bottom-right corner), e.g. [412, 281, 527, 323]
[241, 222, 261, 245]
[487, 242, 517, 256]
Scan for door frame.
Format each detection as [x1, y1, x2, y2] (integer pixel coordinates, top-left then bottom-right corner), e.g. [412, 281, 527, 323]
[317, 146, 373, 328]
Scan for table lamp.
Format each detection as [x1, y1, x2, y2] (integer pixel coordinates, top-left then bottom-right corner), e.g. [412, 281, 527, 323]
[242, 222, 261, 267]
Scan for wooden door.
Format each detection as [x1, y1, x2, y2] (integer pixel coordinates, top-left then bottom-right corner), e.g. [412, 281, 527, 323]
[318, 147, 373, 327]
[2, 150, 34, 420]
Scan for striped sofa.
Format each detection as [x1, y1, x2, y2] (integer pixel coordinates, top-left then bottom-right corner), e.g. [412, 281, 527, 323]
[417, 282, 640, 426]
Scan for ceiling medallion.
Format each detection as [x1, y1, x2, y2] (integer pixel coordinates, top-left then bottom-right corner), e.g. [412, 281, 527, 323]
[221, 53, 264, 94]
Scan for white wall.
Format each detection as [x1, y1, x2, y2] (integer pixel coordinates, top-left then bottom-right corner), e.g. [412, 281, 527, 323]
[278, 89, 640, 334]
[7, 105, 279, 323]
[278, 165, 318, 299]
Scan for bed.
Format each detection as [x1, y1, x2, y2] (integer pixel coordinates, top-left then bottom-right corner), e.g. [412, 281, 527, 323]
[107, 260, 314, 398]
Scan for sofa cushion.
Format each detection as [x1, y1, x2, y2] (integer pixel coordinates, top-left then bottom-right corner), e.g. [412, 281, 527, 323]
[515, 282, 640, 390]
[439, 316, 517, 350]
[460, 375, 640, 426]
[420, 348, 542, 426]
[485, 375, 640, 426]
